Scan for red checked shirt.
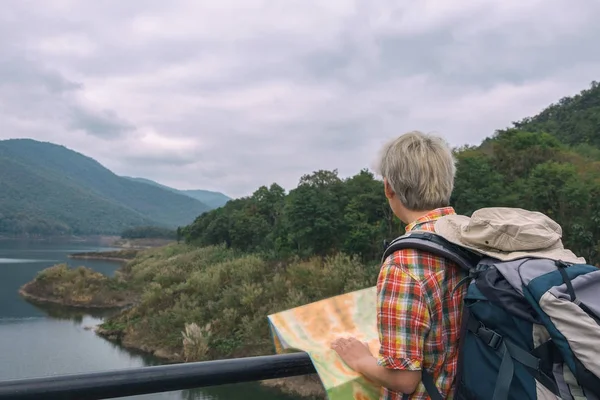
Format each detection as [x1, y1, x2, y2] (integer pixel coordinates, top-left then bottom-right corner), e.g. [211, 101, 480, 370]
[376, 207, 467, 400]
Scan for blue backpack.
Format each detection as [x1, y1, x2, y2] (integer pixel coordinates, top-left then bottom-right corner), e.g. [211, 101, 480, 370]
[382, 230, 600, 400]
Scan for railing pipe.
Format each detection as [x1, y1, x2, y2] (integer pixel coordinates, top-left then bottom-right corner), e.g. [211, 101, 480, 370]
[0, 352, 316, 400]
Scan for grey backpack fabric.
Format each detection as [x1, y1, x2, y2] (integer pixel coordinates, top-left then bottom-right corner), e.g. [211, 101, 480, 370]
[382, 231, 600, 400]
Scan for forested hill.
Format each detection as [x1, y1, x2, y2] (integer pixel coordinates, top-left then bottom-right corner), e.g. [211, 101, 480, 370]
[0, 139, 215, 236]
[511, 80, 600, 149]
[123, 177, 231, 209]
[181, 81, 600, 265]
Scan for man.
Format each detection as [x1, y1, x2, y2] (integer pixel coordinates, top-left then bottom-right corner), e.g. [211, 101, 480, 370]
[331, 131, 465, 399]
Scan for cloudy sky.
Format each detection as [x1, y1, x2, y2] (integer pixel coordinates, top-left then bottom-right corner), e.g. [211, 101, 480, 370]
[1, 0, 599, 198]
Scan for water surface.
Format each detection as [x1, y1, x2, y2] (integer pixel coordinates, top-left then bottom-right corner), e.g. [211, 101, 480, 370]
[0, 239, 303, 400]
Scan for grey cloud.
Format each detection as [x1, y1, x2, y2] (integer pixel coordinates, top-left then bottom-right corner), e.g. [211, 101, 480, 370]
[0, 55, 82, 93]
[67, 106, 134, 138]
[1, 0, 600, 198]
[0, 44, 135, 140]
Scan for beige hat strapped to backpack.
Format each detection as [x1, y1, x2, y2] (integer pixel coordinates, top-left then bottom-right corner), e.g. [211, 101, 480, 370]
[433, 207, 586, 264]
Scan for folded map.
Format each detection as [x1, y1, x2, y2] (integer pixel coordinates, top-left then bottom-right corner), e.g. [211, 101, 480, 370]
[267, 286, 382, 400]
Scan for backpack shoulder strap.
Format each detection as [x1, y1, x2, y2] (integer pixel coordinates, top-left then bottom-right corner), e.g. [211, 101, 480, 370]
[382, 230, 481, 273]
[382, 230, 482, 399]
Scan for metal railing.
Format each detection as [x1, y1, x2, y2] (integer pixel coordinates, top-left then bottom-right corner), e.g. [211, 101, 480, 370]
[0, 352, 316, 400]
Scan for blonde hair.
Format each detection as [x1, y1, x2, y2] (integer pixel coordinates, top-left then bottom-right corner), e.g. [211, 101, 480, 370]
[375, 131, 456, 211]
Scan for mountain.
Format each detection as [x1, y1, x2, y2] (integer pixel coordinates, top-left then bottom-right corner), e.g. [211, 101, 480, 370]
[124, 177, 231, 209]
[180, 190, 230, 209]
[0, 139, 212, 236]
[511, 80, 600, 149]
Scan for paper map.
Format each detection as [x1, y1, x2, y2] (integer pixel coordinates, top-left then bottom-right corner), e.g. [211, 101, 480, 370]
[267, 286, 382, 400]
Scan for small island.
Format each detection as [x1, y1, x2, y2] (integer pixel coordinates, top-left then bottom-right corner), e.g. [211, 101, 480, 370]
[19, 263, 137, 309]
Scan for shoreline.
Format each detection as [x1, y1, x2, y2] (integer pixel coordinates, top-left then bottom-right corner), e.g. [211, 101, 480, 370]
[67, 248, 140, 263]
[94, 325, 327, 399]
[95, 325, 184, 363]
[0, 235, 175, 249]
[19, 282, 135, 309]
[108, 238, 176, 249]
[68, 254, 132, 262]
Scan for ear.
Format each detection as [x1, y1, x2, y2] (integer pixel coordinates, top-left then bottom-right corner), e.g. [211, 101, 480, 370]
[383, 178, 394, 200]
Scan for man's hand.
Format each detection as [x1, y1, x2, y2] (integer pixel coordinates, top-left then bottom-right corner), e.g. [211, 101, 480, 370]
[331, 336, 422, 394]
[330, 337, 374, 371]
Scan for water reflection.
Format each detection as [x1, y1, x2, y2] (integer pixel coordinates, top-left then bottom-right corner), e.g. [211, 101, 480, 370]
[5, 300, 305, 400]
[26, 300, 121, 324]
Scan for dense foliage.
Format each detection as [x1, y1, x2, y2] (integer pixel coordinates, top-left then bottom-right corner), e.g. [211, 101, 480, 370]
[511, 80, 600, 148]
[21, 263, 134, 308]
[0, 139, 215, 236]
[181, 169, 402, 263]
[100, 244, 375, 362]
[121, 226, 177, 240]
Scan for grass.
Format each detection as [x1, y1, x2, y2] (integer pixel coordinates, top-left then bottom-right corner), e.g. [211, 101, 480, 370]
[96, 243, 378, 361]
[20, 263, 137, 308]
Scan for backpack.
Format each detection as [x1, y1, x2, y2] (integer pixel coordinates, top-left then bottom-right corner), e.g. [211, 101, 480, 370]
[382, 230, 600, 400]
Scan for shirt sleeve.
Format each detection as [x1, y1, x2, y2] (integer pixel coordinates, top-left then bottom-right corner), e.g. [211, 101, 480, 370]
[376, 256, 431, 371]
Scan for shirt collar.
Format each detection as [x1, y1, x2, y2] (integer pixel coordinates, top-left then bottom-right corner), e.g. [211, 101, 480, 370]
[405, 206, 456, 233]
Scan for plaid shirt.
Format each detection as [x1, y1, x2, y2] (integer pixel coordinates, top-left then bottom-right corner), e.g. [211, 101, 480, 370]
[376, 207, 466, 400]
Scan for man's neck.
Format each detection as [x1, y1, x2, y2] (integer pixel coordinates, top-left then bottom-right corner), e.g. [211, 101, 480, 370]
[402, 208, 437, 225]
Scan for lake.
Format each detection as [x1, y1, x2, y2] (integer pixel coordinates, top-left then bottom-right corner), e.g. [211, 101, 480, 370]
[0, 239, 304, 400]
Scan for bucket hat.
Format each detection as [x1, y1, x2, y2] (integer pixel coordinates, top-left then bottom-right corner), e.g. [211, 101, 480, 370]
[434, 207, 585, 264]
